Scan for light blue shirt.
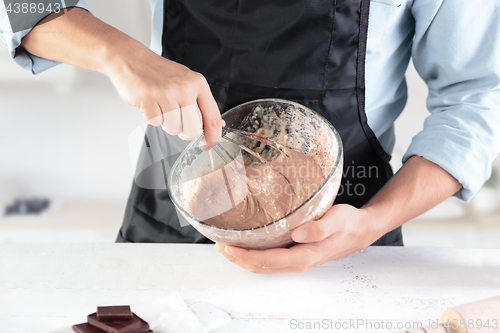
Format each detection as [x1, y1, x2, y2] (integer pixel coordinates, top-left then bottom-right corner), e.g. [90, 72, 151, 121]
[1, 0, 499, 202]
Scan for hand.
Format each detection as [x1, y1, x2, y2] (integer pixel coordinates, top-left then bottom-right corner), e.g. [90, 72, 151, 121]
[214, 204, 382, 274]
[21, 8, 223, 147]
[106, 45, 223, 147]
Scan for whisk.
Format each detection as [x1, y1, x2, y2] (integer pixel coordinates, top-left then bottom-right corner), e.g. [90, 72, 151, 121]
[208, 127, 295, 208]
[211, 127, 292, 173]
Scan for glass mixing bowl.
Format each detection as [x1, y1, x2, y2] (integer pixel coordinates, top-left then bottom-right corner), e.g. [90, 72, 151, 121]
[168, 99, 343, 250]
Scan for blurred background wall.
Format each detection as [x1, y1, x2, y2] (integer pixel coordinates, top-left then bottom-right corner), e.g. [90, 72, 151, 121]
[1, 0, 499, 245]
[0, 0, 150, 203]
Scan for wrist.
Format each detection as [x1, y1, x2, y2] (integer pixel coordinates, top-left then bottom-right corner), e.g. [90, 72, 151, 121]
[359, 205, 390, 243]
[98, 28, 151, 77]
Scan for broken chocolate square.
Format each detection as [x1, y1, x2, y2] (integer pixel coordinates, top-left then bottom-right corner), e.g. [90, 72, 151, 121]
[87, 313, 149, 333]
[97, 306, 133, 322]
[73, 323, 106, 333]
[72, 306, 151, 333]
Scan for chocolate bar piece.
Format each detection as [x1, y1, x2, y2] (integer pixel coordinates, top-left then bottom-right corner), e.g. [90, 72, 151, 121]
[97, 306, 133, 322]
[72, 306, 151, 333]
[73, 323, 107, 333]
[87, 313, 149, 333]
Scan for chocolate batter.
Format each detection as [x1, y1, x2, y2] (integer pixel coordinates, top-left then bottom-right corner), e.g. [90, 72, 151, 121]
[188, 149, 325, 229]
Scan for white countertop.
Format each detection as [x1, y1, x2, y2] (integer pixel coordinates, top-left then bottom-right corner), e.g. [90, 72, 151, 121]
[1, 244, 499, 333]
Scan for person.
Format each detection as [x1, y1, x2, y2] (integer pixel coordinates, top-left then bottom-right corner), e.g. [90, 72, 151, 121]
[1, 0, 499, 274]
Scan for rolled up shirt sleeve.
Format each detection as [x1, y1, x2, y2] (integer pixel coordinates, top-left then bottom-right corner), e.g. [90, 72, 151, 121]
[404, 0, 500, 202]
[0, 0, 90, 74]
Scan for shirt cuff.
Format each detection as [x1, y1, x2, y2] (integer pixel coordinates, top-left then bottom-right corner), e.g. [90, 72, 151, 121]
[0, 0, 90, 74]
[402, 107, 500, 202]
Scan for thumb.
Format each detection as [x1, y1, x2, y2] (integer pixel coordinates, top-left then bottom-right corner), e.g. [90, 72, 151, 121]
[292, 204, 355, 243]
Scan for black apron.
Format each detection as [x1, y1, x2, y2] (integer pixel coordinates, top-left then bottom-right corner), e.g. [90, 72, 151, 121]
[118, 0, 403, 246]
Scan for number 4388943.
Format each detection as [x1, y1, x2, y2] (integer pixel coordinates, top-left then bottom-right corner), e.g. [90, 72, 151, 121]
[443, 319, 498, 330]
[5, 2, 61, 15]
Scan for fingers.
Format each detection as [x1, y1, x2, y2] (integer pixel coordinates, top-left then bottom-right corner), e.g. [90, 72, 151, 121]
[214, 244, 288, 274]
[141, 101, 163, 127]
[292, 218, 336, 244]
[292, 210, 337, 243]
[214, 243, 317, 273]
[178, 104, 203, 140]
[160, 102, 203, 140]
[157, 73, 221, 144]
[197, 84, 222, 148]
[161, 104, 182, 136]
[292, 204, 358, 243]
[214, 244, 304, 274]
